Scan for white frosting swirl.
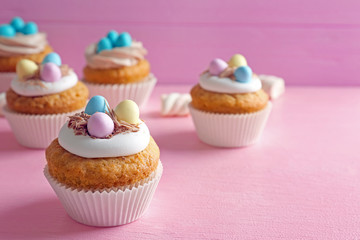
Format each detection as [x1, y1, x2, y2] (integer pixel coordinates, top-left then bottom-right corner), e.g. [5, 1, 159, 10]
[199, 72, 262, 94]
[85, 41, 147, 69]
[58, 121, 150, 158]
[11, 70, 78, 97]
[0, 33, 48, 57]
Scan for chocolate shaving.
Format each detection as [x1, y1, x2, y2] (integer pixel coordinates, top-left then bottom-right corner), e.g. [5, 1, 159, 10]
[106, 108, 140, 138]
[60, 64, 72, 76]
[68, 112, 91, 136]
[219, 67, 236, 80]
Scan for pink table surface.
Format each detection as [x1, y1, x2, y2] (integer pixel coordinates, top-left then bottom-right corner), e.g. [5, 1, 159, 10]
[0, 85, 360, 239]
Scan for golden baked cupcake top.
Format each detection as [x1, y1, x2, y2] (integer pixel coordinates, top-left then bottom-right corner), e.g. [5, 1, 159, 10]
[47, 96, 159, 189]
[191, 54, 269, 114]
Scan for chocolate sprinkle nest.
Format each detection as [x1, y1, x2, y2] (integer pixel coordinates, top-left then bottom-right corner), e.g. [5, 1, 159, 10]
[202, 67, 236, 81]
[67, 109, 140, 139]
[21, 64, 73, 89]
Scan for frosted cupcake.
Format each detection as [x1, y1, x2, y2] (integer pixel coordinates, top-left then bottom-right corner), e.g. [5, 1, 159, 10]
[0, 17, 53, 92]
[83, 30, 157, 108]
[189, 54, 272, 147]
[3, 52, 88, 148]
[44, 96, 162, 226]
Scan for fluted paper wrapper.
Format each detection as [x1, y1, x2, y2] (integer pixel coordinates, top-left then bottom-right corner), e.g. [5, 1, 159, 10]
[85, 74, 157, 109]
[44, 161, 163, 227]
[189, 102, 272, 147]
[3, 107, 84, 149]
[0, 72, 15, 92]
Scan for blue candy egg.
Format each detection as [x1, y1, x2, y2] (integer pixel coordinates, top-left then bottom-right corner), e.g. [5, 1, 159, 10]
[85, 95, 109, 115]
[21, 22, 38, 35]
[0, 24, 16, 38]
[96, 37, 112, 53]
[10, 17, 25, 32]
[107, 30, 118, 45]
[234, 66, 253, 83]
[42, 52, 62, 66]
[114, 32, 132, 48]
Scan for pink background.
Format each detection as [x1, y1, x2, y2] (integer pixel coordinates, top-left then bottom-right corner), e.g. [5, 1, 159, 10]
[1, 0, 360, 86]
[1, 86, 360, 239]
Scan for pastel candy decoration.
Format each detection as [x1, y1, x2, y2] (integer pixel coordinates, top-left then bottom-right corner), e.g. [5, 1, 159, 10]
[97, 37, 112, 53]
[161, 93, 192, 117]
[234, 66, 253, 83]
[209, 58, 228, 76]
[10, 17, 25, 32]
[21, 22, 38, 35]
[16, 59, 39, 79]
[228, 54, 247, 68]
[0, 24, 16, 38]
[107, 30, 118, 45]
[42, 52, 62, 66]
[87, 112, 114, 138]
[115, 100, 140, 124]
[114, 32, 132, 48]
[40, 62, 61, 82]
[85, 95, 109, 115]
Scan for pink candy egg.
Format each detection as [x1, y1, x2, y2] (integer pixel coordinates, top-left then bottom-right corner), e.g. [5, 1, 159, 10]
[209, 58, 228, 76]
[87, 112, 114, 138]
[40, 62, 61, 82]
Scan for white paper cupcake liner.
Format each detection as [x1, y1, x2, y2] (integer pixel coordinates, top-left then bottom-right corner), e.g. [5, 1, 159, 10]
[0, 72, 15, 92]
[3, 107, 84, 149]
[44, 161, 163, 227]
[84, 74, 157, 109]
[189, 102, 272, 147]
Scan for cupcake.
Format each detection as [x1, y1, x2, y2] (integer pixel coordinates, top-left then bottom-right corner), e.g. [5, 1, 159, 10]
[0, 17, 53, 92]
[44, 97, 162, 226]
[3, 52, 89, 148]
[189, 54, 272, 147]
[83, 30, 157, 108]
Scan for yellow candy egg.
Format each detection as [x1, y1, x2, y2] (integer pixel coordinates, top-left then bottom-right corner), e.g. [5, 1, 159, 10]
[228, 54, 247, 67]
[16, 59, 39, 79]
[114, 100, 140, 124]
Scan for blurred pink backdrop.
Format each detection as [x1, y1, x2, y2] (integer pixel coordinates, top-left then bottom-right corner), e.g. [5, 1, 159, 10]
[1, 0, 360, 86]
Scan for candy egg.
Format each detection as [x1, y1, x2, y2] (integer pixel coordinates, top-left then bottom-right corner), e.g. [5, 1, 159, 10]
[209, 58, 228, 76]
[96, 37, 112, 53]
[85, 95, 109, 115]
[0, 24, 16, 38]
[87, 112, 114, 138]
[115, 100, 140, 124]
[234, 66, 253, 83]
[16, 59, 39, 79]
[40, 62, 61, 82]
[107, 30, 118, 45]
[20, 22, 38, 35]
[10, 17, 25, 32]
[42, 52, 62, 66]
[114, 32, 132, 48]
[228, 54, 247, 68]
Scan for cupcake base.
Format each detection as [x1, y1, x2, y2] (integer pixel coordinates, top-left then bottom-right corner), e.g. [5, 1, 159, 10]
[3, 107, 84, 149]
[84, 74, 157, 109]
[44, 161, 163, 227]
[0, 72, 15, 93]
[189, 102, 272, 147]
